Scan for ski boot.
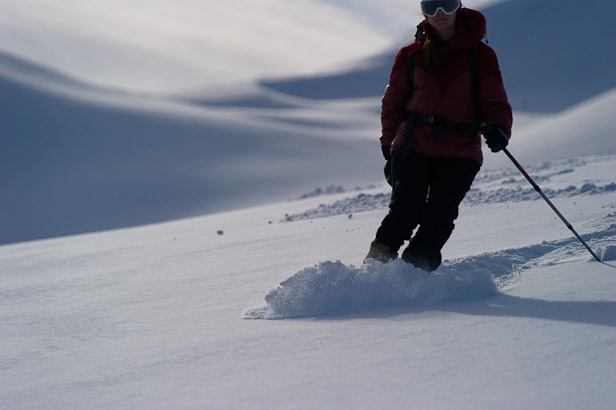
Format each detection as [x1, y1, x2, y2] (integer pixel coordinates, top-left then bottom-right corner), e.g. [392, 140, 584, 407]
[401, 242, 442, 272]
[364, 241, 398, 264]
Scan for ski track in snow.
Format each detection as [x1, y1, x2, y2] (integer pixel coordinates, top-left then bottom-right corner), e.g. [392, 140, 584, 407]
[245, 228, 616, 320]
[247, 153, 616, 320]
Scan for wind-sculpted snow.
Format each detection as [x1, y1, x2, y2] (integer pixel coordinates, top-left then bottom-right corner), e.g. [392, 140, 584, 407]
[283, 192, 390, 222]
[282, 154, 616, 223]
[282, 181, 616, 222]
[464, 182, 616, 206]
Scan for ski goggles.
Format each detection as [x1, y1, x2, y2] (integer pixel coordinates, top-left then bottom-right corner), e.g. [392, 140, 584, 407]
[420, 0, 461, 17]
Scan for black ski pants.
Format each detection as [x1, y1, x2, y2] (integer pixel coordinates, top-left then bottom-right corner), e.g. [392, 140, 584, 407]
[375, 150, 480, 253]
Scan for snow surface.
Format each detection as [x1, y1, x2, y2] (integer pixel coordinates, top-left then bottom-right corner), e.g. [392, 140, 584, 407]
[1, 153, 615, 410]
[2, 0, 616, 409]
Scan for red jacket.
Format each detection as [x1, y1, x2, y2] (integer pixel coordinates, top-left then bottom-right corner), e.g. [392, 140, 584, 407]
[380, 8, 512, 166]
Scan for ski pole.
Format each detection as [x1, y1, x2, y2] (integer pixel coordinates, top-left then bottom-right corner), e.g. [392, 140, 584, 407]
[502, 147, 601, 262]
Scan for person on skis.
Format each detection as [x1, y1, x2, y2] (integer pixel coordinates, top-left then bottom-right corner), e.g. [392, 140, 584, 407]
[364, 0, 513, 271]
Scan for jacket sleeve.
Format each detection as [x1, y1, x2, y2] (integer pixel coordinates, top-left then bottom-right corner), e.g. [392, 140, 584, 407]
[477, 43, 513, 137]
[380, 45, 415, 149]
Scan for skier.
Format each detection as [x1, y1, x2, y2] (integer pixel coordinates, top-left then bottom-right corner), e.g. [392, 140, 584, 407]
[364, 0, 513, 271]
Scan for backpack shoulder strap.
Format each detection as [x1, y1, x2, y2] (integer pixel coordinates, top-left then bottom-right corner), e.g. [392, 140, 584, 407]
[466, 45, 481, 128]
[405, 23, 424, 99]
[466, 45, 480, 93]
[406, 48, 418, 98]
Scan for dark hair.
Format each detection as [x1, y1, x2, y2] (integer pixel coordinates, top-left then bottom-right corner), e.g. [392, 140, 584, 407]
[421, 8, 464, 71]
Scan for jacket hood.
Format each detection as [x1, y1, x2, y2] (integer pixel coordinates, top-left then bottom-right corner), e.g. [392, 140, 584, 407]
[419, 8, 486, 51]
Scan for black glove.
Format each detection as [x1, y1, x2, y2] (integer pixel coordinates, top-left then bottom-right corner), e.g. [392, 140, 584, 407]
[381, 145, 392, 161]
[381, 146, 393, 186]
[481, 123, 509, 152]
[384, 159, 393, 186]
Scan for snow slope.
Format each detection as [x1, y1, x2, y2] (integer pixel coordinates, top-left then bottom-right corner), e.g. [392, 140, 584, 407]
[1, 153, 615, 410]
